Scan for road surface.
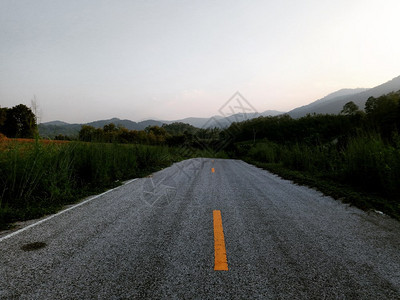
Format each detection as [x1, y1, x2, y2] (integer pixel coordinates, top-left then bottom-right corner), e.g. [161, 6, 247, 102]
[1, 158, 400, 299]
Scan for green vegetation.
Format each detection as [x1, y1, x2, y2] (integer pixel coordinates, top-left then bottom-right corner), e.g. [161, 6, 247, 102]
[239, 134, 400, 219]
[0, 141, 182, 229]
[228, 91, 400, 219]
[0, 104, 37, 138]
[76, 122, 223, 148]
[1, 90, 400, 228]
[0, 105, 228, 229]
[0, 135, 227, 229]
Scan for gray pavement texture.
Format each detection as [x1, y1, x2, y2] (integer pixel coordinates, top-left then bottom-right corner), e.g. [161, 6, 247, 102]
[1, 158, 400, 299]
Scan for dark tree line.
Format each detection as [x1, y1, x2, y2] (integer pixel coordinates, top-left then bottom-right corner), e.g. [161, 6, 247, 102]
[224, 91, 400, 147]
[6, 90, 397, 148]
[0, 104, 37, 138]
[76, 121, 226, 151]
[76, 90, 400, 151]
[364, 92, 400, 138]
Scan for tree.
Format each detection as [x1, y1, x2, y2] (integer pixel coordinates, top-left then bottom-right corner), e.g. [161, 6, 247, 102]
[162, 122, 198, 135]
[103, 123, 117, 132]
[341, 101, 359, 116]
[0, 107, 7, 127]
[79, 125, 96, 142]
[145, 126, 168, 144]
[103, 123, 118, 142]
[365, 96, 378, 115]
[1, 104, 36, 138]
[364, 92, 400, 138]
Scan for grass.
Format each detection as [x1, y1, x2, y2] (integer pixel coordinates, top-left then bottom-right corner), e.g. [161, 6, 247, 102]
[238, 133, 400, 220]
[246, 160, 399, 220]
[0, 138, 227, 229]
[0, 140, 183, 229]
[3, 131, 399, 229]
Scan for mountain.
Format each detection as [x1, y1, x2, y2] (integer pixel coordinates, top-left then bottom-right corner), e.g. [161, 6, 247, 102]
[163, 117, 223, 128]
[86, 118, 164, 130]
[260, 110, 283, 117]
[288, 88, 368, 118]
[42, 120, 71, 126]
[38, 123, 82, 138]
[38, 75, 400, 137]
[316, 88, 370, 102]
[38, 109, 284, 138]
[165, 110, 283, 128]
[39, 118, 165, 138]
[288, 75, 400, 118]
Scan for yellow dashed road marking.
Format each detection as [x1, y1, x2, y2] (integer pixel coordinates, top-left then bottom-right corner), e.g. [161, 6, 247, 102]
[213, 210, 228, 271]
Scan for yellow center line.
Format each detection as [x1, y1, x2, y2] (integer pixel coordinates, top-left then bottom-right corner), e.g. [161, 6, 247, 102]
[213, 210, 228, 271]
[211, 167, 215, 173]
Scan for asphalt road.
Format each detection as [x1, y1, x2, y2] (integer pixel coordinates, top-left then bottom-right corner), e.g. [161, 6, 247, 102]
[1, 158, 400, 299]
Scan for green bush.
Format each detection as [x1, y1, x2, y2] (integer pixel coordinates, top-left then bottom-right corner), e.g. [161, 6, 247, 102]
[0, 141, 180, 228]
[244, 132, 400, 201]
[247, 142, 278, 163]
[342, 134, 400, 197]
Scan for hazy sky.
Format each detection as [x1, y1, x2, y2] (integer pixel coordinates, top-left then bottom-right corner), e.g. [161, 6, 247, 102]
[1, 0, 400, 123]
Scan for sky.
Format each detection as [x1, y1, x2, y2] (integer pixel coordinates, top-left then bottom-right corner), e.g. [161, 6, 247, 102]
[1, 0, 400, 123]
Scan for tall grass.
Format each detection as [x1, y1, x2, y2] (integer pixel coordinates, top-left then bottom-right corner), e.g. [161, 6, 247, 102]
[244, 133, 400, 202]
[342, 133, 400, 197]
[0, 141, 178, 228]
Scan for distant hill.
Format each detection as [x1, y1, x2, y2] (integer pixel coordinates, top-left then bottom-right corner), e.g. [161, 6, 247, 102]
[288, 75, 400, 118]
[165, 110, 283, 128]
[38, 75, 400, 138]
[42, 120, 71, 126]
[38, 123, 81, 138]
[163, 117, 222, 128]
[287, 88, 368, 118]
[38, 110, 284, 138]
[39, 118, 166, 138]
[261, 110, 283, 116]
[86, 118, 164, 130]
